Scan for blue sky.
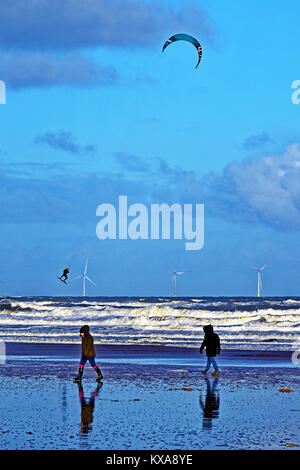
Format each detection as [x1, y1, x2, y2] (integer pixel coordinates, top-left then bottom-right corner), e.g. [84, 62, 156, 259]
[1, 0, 300, 297]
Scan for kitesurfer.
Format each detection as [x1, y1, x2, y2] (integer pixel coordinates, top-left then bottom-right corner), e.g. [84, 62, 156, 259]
[59, 267, 69, 283]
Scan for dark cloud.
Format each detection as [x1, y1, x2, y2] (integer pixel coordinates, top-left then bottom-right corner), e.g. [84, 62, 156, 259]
[0, 169, 148, 224]
[243, 131, 273, 150]
[34, 130, 97, 156]
[0, 161, 71, 177]
[0, 1, 214, 89]
[0, 52, 117, 89]
[0, 154, 186, 225]
[0, 0, 214, 51]
[114, 144, 300, 230]
[3, 142, 300, 230]
[114, 152, 151, 173]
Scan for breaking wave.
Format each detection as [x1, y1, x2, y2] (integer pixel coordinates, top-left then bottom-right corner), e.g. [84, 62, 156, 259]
[0, 296, 299, 350]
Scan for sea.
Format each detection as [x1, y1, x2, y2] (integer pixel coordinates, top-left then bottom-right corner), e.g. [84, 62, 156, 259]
[0, 296, 299, 351]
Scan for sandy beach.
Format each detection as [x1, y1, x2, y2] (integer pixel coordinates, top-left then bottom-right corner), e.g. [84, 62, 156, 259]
[0, 342, 299, 450]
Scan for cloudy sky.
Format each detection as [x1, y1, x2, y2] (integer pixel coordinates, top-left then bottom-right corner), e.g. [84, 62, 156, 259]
[1, 0, 300, 296]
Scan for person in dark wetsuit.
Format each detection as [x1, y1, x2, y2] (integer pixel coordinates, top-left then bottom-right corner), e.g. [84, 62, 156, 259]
[59, 267, 69, 282]
[74, 325, 103, 383]
[200, 324, 221, 375]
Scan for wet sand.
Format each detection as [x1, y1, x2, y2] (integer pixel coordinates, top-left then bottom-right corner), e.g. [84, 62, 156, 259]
[0, 343, 299, 450]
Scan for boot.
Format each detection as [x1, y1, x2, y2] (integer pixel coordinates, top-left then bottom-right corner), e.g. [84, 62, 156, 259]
[94, 366, 103, 382]
[73, 366, 83, 382]
[93, 383, 102, 397]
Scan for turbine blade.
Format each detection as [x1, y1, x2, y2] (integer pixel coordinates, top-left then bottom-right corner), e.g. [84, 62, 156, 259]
[84, 259, 88, 275]
[69, 275, 82, 282]
[85, 276, 96, 286]
[249, 265, 258, 271]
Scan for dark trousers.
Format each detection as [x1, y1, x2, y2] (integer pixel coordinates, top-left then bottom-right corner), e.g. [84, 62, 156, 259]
[79, 356, 98, 369]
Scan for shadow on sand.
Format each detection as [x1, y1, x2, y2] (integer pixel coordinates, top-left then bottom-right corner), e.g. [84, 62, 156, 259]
[199, 376, 220, 430]
[77, 383, 102, 434]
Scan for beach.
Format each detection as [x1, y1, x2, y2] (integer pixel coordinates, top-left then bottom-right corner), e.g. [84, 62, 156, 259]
[0, 342, 299, 450]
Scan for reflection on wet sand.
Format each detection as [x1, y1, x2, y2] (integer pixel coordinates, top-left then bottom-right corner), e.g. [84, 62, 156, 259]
[199, 377, 220, 430]
[77, 383, 102, 434]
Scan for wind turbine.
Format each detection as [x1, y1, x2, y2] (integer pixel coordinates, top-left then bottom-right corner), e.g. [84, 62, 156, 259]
[249, 265, 267, 297]
[173, 271, 185, 297]
[70, 259, 96, 297]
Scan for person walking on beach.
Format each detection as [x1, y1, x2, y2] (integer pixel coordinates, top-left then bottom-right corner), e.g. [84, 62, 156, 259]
[74, 325, 103, 383]
[200, 324, 221, 375]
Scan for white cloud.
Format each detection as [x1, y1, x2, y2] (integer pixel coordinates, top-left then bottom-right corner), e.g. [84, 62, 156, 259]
[204, 143, 300, 228]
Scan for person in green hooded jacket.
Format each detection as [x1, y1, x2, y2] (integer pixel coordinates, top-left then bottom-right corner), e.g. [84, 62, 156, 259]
[74, 325, 103, 383]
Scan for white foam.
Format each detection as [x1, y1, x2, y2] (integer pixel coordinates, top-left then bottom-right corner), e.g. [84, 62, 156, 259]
[1, 297, 299, 349]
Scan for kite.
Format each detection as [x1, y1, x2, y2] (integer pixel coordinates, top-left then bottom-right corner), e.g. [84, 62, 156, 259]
[162, 33, 202, 69]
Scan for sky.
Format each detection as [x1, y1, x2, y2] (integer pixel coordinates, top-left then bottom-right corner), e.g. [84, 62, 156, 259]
[1, 0, 300, 297]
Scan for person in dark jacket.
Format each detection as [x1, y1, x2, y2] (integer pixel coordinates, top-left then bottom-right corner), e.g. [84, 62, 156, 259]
[74, 325, 103, 383]
[200, 324, 221, 375]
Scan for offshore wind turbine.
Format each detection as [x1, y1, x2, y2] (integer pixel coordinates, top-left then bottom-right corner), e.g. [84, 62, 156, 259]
[173, 271, 185, 297]
[70, 259, 96, 297]
[249, 265, 267, 297]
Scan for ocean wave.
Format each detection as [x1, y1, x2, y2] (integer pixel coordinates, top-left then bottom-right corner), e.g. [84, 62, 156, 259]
[1, 296, 299, 350]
